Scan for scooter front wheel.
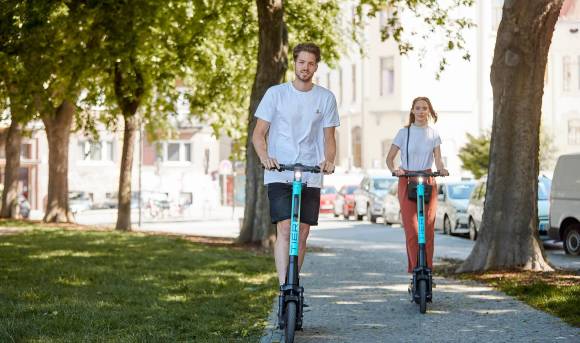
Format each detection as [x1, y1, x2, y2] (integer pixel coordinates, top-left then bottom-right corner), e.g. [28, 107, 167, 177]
[285, 301, 297, 343]
[418, 279, 427, 314]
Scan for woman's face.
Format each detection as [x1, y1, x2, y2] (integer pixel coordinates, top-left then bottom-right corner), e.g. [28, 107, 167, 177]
[412, 100, 430, 125]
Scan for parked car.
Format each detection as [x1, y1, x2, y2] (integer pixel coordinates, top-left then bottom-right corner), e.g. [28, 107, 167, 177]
[101, 191, 141, 209]
[333, 185, 359, 219]
[549, 153, 580, 255]
[353, 174, 397, 223]
[69, 191, 93, 214]
[467, 177, 551, 241]
[435, 181, 476, 235]
[382, 181, 401, 226]
[538, 175, 551, 237]
[320, 185, 337, 214]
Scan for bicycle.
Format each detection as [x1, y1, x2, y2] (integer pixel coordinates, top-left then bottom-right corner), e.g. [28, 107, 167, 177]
[266, 163, 321, 343]
[393, 170, 443, 314]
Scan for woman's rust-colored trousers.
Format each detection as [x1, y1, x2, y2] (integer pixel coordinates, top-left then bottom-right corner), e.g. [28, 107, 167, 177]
[397, 173, 438, 273]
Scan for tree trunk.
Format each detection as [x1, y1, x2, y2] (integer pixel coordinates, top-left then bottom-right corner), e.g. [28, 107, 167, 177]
[238, 0, 288, 246]
[113, 61, 143, 231]
[42, 100, 75, 223]
[115, 115, 138, 231]
[458, 0, 563, 272]
[0, 120, 22, 219]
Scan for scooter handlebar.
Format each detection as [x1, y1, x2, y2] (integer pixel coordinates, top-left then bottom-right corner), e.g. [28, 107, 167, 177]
[392, 171, 444, 178]
[262, 163, 321, 173]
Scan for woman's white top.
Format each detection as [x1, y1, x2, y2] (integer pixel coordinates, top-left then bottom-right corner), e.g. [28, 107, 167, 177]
[392, 124, 441, 171]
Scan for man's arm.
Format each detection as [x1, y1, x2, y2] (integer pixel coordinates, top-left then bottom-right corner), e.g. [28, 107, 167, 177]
[252, 118, 279, 169]
[321, 127, 336, 174]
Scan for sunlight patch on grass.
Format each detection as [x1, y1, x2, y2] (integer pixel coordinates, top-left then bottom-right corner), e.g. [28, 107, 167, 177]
[161, 294, 188, 303]
[28, 250, 108, 260]
[56, 276, 90, 287]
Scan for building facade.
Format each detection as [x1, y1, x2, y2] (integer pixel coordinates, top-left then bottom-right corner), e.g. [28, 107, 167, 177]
[320, 0, 580, 178]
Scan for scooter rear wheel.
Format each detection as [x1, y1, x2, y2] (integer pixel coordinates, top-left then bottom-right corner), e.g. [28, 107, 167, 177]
[285, 301, 297, 343]
[418, 279, 427, 314]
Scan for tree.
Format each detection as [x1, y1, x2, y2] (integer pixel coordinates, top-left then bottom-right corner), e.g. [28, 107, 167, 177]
[0, 1, 33, 219]
[458, 132, 491, 179]
[0, 1, 95, 222]
[87, 0, 261, 230]
[458, 0, 564, 272]
[459, 127, 557, 179]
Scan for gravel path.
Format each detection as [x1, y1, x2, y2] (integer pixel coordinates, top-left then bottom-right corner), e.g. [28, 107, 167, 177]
[261, 228, 580, 343]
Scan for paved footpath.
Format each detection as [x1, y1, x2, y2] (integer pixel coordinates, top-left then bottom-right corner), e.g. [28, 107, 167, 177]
[261, 221, 580, 343]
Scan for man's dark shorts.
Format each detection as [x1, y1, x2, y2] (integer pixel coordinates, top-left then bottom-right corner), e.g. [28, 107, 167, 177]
[267, 183, 321, 226]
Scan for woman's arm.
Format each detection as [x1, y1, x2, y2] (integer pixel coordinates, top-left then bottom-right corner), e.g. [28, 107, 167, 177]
[433, 146, 449, 176]
[386, 145, 403, 176]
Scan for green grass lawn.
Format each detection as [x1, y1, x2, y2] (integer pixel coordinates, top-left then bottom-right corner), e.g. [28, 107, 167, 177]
[436, 259, 580, 327]
[0, 222, 277, 342]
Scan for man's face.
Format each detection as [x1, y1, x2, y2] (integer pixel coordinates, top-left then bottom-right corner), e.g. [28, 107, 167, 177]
[294, 51, 318, 82]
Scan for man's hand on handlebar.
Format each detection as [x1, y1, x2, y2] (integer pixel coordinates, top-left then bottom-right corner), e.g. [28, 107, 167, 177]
[437, 168, 449, 176]
[260, 156, 280, 171]
[319, 160, 335, 175]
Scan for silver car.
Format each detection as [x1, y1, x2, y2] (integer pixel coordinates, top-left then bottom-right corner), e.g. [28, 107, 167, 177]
[382, 181, 401, 226]
[435, 181, 476, 235]
[353, 174, 397, 223]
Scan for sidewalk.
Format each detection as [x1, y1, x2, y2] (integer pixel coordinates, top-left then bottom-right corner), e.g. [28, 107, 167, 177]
[261, 228, 580, 342]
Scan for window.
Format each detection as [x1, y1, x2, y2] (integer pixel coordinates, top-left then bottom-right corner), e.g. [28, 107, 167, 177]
[78, 141, 113, 161]
[162, 141, 193, 163]
[568, 119, 580, 145]
[378, 6, 395, 32]
[107, 141, 114, 161]
[21, 143, 32, 160]
[351, 64, 357, 102]
[184, 143, 192, 162]
[578, 55, 580, 90]
[380, 57, 394, 96]
[563, 56, 572, 92]
[167, 143, 180, 161]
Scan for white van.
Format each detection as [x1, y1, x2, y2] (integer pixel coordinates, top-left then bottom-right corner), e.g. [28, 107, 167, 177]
[549, 153, 580, 255]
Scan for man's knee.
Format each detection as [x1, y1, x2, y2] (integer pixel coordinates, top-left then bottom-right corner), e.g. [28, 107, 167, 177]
[276, 220, 291, 239]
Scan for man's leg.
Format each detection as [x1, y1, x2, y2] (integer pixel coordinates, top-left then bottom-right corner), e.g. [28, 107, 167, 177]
[275, 221, 311, 285]
[274, 219, 291, 285]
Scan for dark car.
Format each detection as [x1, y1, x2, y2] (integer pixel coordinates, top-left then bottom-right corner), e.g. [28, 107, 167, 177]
[353, 174, 397, 223]
[435, 181, 476, 235]
[333, 185, 359, 219]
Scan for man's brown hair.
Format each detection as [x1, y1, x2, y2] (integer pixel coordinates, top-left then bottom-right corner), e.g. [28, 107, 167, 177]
[293, 43, 321, 63]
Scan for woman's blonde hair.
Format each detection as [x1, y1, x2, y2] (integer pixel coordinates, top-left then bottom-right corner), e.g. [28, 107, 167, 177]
[407, 97, 438, 127]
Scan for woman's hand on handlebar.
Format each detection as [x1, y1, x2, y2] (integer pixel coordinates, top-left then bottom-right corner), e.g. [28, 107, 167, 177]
[392, 168, 405, 177]
[260, 156, 280, 170]
[438, 168, 449, 176]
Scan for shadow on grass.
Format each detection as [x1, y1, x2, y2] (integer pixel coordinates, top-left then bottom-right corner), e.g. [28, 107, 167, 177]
[0, 228, 277, 342]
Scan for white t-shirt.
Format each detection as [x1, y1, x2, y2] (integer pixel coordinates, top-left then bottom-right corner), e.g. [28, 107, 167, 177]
[254, 82, 340, 187]
[392, 124, 442, 171]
